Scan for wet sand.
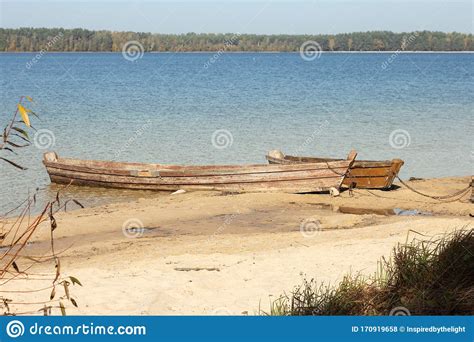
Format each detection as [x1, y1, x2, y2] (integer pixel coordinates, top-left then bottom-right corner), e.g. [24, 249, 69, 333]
[2, 176, 473, 315]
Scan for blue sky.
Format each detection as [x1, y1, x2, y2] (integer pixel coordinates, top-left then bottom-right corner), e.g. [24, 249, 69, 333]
[0, 0, 472, 34]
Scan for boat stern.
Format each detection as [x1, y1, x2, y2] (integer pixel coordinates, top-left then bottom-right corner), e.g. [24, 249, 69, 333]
[385, 158, 404, 188]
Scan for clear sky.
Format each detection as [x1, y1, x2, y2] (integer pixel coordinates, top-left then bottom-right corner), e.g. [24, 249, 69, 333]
[0, 0, 472, 34]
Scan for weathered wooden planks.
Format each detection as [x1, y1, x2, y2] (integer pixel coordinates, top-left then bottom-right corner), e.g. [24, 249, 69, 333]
[266, 150, 403, 189]
[43, 151, 357, 193]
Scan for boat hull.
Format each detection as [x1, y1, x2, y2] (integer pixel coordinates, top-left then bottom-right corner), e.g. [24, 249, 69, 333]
[43, 151, 357, 194]
[266, 152, 403, 189]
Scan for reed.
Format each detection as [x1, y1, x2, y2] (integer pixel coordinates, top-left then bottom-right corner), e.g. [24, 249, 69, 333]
[265, 229, 474, 315]
[0, 97, 82, 315]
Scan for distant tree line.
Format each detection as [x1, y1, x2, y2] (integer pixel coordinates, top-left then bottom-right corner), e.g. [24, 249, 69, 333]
[0, 28, 472, 52]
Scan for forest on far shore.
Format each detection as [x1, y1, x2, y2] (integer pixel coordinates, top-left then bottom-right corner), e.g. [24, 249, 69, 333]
[0, 28, 472, 52]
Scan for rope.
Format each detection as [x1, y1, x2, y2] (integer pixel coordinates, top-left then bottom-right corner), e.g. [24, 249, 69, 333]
[396, 176, 471, 201]
[324, 159, 356, 177]
[324, 161, 348, 176]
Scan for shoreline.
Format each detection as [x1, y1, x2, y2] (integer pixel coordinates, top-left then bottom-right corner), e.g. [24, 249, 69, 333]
[2, 174, 473, 221]
[2, 51, 474, 54]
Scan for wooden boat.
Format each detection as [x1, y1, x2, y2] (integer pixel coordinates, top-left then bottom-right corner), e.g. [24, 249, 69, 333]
[43, 150, 357, 193]
[266, 150, 403, 190]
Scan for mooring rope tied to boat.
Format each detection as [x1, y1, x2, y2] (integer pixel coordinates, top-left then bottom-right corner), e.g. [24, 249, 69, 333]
[324, 161, 350, 176]
[396, 176, 471, 201]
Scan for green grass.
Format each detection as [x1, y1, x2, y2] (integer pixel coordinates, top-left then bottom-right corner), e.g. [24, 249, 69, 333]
[265, 229, 474, 315]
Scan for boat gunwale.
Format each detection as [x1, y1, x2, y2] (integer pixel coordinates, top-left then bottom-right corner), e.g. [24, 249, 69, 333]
[266, 155, 403, 169]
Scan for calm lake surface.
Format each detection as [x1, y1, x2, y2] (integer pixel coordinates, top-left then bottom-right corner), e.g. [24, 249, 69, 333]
[0, 52, 472, 212]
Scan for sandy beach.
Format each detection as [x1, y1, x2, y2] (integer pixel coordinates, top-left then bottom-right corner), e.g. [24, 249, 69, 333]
[3, 176, 473, 315]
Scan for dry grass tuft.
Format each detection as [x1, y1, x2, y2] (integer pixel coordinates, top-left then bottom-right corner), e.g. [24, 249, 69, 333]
[266, 229, 474, 316]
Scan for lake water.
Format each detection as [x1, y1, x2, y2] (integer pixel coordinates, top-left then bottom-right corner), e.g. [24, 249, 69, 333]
[0, 52, 472, 213]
